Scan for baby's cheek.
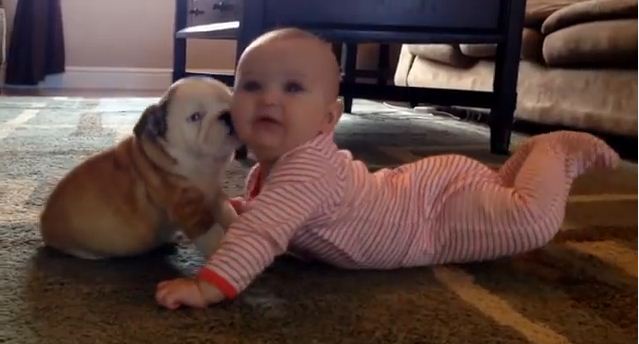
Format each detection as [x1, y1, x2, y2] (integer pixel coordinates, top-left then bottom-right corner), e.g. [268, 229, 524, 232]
[229, 109, 249, 134]
[229, 99, 247, 120]
[234, 122, 253, 143]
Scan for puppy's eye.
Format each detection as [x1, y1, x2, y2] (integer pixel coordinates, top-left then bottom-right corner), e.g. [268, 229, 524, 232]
[187, 112, 203, 122]
[284, 81, 304, 93]
[241, 80, 261, 92]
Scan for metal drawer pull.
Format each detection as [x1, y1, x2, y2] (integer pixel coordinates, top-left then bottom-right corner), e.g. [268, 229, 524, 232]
[212, 1, 234, 11]
[189, 7, 205, 15]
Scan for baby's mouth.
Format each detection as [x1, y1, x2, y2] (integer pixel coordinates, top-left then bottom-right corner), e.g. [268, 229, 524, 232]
[255, 115, 282, 126]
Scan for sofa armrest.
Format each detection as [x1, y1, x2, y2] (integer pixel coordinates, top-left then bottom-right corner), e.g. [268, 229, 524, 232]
[542, 0, 638, 34]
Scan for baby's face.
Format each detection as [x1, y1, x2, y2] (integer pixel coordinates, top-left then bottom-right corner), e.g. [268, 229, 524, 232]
[231, 38, 340, 163]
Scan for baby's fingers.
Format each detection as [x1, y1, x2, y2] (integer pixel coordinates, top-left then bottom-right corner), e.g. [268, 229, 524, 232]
[229, 197, 245, 214]
[155, 283, 182, 310]
[157, 291, 182, 310]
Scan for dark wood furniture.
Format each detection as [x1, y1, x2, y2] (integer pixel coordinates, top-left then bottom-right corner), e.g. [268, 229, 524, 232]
[172, 0, 240, 84]
[173, 0, 526, 154]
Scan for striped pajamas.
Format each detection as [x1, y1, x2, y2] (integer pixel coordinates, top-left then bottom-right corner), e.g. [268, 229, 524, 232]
[198, 131, 619, 299]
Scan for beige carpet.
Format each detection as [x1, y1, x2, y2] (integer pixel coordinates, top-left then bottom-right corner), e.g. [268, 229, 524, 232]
[0, 96, 636, 343]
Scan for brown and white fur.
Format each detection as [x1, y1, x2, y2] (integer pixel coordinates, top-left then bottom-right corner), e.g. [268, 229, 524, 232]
[39, 77, 240, 259]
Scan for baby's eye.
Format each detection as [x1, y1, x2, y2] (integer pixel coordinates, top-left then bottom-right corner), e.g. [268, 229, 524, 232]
[284, 81, 304, 93]
[241, 80, 261, 92]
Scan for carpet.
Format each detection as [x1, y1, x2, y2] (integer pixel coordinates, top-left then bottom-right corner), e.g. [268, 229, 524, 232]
[0, 96, 636, 344]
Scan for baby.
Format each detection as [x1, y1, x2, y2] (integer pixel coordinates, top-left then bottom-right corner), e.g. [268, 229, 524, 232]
[155, 28, 620, 309]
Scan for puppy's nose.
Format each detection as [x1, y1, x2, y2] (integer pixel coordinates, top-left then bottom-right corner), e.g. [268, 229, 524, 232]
[220, 111, 234, 135]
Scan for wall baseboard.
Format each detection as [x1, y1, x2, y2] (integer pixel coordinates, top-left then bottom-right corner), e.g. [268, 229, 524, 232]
[3, 66, 234, 90]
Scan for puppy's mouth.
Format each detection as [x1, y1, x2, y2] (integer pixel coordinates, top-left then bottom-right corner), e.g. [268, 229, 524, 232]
[219, 111, 235, 136]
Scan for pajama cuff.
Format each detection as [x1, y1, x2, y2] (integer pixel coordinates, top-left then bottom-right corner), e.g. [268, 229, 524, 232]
[197, 268, 238, 299]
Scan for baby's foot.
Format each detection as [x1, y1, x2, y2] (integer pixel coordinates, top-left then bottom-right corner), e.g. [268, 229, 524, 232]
[535, 131, 620, 177]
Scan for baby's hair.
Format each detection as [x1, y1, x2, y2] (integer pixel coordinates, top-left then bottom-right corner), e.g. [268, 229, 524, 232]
[249, 27, 329, 47]
[240, 27, 341, 99]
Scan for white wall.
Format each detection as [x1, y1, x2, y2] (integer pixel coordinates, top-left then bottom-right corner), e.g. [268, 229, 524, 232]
[4, 0, 235, 69]
[2, 0, 398, 90]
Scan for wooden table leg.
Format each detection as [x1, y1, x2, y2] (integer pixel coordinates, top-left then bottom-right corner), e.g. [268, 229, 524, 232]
[489, 0, 526, 155]
[172, 38, 187, 82]
[341, 43, 357, 113]
[172, 0, 188, 82]
[377, 44, 389, 86]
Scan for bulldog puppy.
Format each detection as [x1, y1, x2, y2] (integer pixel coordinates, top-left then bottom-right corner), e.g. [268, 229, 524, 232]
[39, 77, 240, 259]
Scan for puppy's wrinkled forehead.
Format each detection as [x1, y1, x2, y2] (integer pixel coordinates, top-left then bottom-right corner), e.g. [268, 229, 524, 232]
[170, 78, 232, 111]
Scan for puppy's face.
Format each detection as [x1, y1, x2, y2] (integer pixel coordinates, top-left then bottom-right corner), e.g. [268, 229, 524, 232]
[135, 77, 240, 163]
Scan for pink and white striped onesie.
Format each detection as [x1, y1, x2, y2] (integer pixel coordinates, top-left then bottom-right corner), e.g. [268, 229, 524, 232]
[198, 131, 618, 299]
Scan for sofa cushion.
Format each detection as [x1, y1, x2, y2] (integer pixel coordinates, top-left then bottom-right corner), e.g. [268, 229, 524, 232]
[406, 44, 476, 67]
[459, 44, 496, 58]
[458, 28, 544, 63]
[525, 0, 587, 27]
[543, 19, 637, 67]
[542, 0, 637, 34]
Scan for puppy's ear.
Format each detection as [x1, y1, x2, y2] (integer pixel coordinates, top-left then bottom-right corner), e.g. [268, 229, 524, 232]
[134, 94, 170, 140]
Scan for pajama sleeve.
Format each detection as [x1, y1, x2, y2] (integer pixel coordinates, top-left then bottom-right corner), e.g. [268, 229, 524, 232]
[197, 156, 336, 299]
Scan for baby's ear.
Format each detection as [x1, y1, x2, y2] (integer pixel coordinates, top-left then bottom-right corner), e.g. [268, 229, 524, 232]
[324, 99, 343, 129]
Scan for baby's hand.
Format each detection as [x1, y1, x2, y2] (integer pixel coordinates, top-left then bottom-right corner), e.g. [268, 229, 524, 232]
[229, 196, 247, 214]
[155, 277, 224, 309]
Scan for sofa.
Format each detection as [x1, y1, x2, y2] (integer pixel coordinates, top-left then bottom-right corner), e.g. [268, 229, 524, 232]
[394, 0, 637, 137]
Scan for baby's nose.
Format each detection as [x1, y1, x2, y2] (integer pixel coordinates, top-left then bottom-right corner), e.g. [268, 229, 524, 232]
[258, 87, 280, 105]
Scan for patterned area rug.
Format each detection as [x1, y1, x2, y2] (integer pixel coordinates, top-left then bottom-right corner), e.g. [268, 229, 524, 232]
[0, 96, 636, 344]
